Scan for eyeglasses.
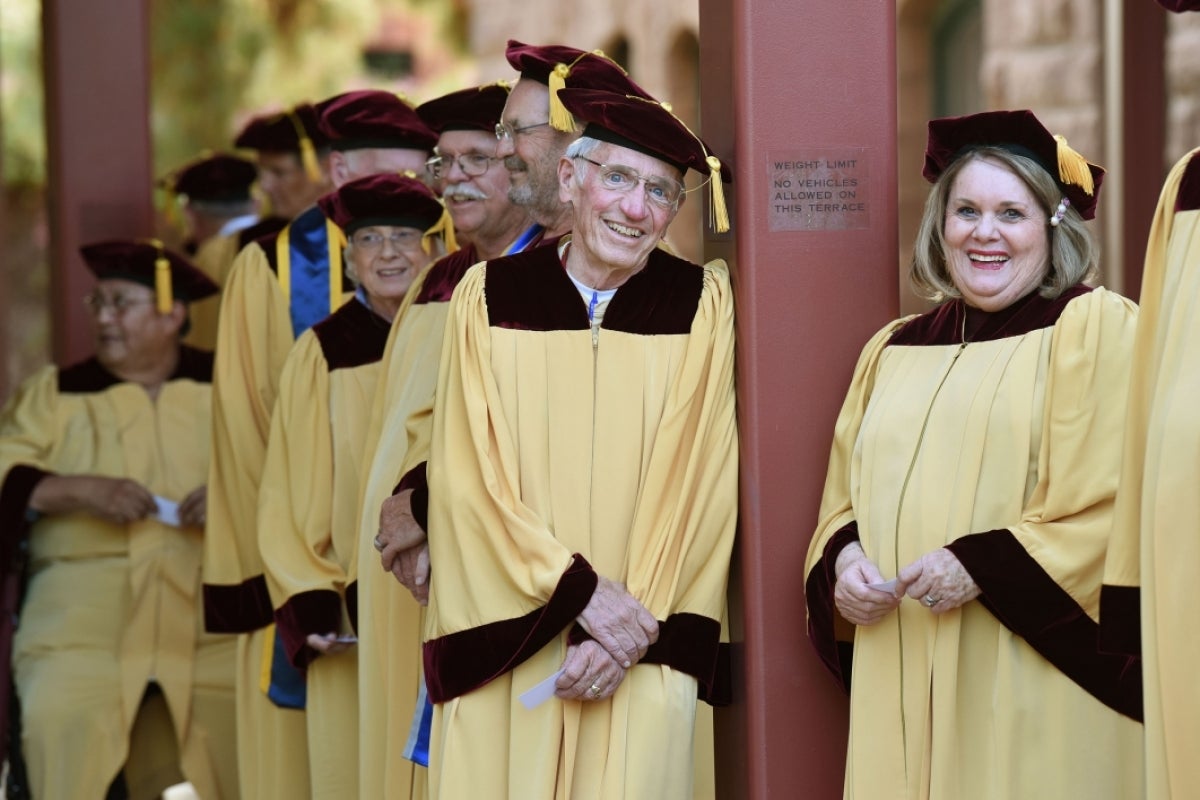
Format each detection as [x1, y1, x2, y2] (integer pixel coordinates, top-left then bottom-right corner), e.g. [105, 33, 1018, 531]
[350, 229, 423, 252]
[426, 152, 498, 180]
[83, 293, 156, 315]
[573, 156, 685, 210]
[494, 120, 550, 142]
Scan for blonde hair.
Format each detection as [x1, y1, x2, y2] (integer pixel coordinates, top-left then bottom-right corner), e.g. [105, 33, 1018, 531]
[910, 148, 1098, 303]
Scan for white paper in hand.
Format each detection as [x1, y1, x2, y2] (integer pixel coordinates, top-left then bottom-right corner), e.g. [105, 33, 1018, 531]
[154, 496, 181, 527]
[519, 668, 565, 710]
[867, 578, 898, 594]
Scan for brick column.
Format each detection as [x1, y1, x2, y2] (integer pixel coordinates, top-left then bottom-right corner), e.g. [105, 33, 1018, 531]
[701, 1, 899, 796]
[43, 0, 154, 365]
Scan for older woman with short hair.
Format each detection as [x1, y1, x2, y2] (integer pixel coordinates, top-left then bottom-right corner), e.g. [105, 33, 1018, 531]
[805, 109, 1143, 799]
[256, 173, 445, 799]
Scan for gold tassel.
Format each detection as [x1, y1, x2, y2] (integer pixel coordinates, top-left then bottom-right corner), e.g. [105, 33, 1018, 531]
[1054, 135, 1094, 196]
[548, 63, 574, 132]
[151, 240, 173, 313]
[287, 108, 322, 181]
[707, 156, 730, 234]
[424, 203, 457, 255]
[299, 136, 321, 182]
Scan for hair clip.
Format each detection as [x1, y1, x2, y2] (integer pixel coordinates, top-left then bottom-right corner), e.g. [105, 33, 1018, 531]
[1049, 197, 1071, 227]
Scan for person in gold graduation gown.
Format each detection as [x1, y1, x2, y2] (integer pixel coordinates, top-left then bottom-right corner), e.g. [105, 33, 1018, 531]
[350, 80, 535, 800]
[200, 89, 437, 800]
[159, 150, 289, 351]
[1101, 5, 1200, 793]
[364, 47, 660, 798]
[385, 87, 737, 799]
[0, 241, 237, 799]
[257, 174, 443, 799]
[804, 110, 1143, 800]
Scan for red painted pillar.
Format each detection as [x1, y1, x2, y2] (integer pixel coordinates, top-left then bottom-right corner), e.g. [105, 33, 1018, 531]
[42, 0, 154, 365]
[1120, 3, 1165, 299]
[700, 1, 899, 796]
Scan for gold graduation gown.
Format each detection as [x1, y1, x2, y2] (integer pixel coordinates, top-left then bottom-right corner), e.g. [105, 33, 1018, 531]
[805, 287, 1143, 800]
[183, 217, 288, 351]
[1102, 147, 1200, 799]
[422, 243, 738, 800]
[258, 298, 390, 799]
[352, 244, 478, 800]
[202, 205, 351, 800]
[0, 350, 237, 800]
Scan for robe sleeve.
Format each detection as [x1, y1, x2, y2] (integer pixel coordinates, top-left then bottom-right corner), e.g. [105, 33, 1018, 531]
[945, 288, 1142, 720]
[0, 367, 60, 568]
[617, 261, 740, 702]
[803, 319, 909, 687]
[625, 262, 738, 622]
[202, 242, 296, 632]
[258, 330, 342, 669]
[427, 262, 584, 620]
[1101, 148, 1200, 656]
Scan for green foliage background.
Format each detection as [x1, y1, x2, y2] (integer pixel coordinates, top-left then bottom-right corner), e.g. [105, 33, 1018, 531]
[1, 0, 470, 189]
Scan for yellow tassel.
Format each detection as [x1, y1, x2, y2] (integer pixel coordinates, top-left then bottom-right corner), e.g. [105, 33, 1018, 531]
[299, 136, 321, 182]
[287, 108, 322, 181]
[707, 156, 730, 234]
[1054, 135, 1094, 196]
[548, 63, 575, 132]
[153, 248, 173, 313]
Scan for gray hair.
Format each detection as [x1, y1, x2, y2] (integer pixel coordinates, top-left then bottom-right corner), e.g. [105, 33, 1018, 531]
[564, 135, 605, 167]
[909, 148, 1098, 303]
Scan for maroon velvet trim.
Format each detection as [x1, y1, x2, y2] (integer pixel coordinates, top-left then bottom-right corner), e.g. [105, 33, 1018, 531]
[202, 575, 274, 633]
[1175, 152, 1200, 212]
[411, 245, 479, 305]
[395, 462, 428, 533]
[566, 611, 730, 705]
[56, 358, 119, 394]
[256, 234, 283, 274]
[237, 216, 289, 250]
[946, 530, 1143, 721]
[173, 346, 215, 383]
[804, 523, 860, 693]
[57, 348, 213, 394]
[484, 244, 704, 334]
[1098, 584, 1141, 657]
[274, 588, 343, 670]
[312, 298, 389, 371]
[0, 465, 50, 576]
[888, 284, 1093, 347]
[422, 554, 599, 702]
[346, 580, 358, 635]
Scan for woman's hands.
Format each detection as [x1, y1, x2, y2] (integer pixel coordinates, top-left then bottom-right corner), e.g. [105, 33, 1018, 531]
[833, 542, 903, 625]
[834, 543, 980, 623]
[897, 547, 980, 613]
